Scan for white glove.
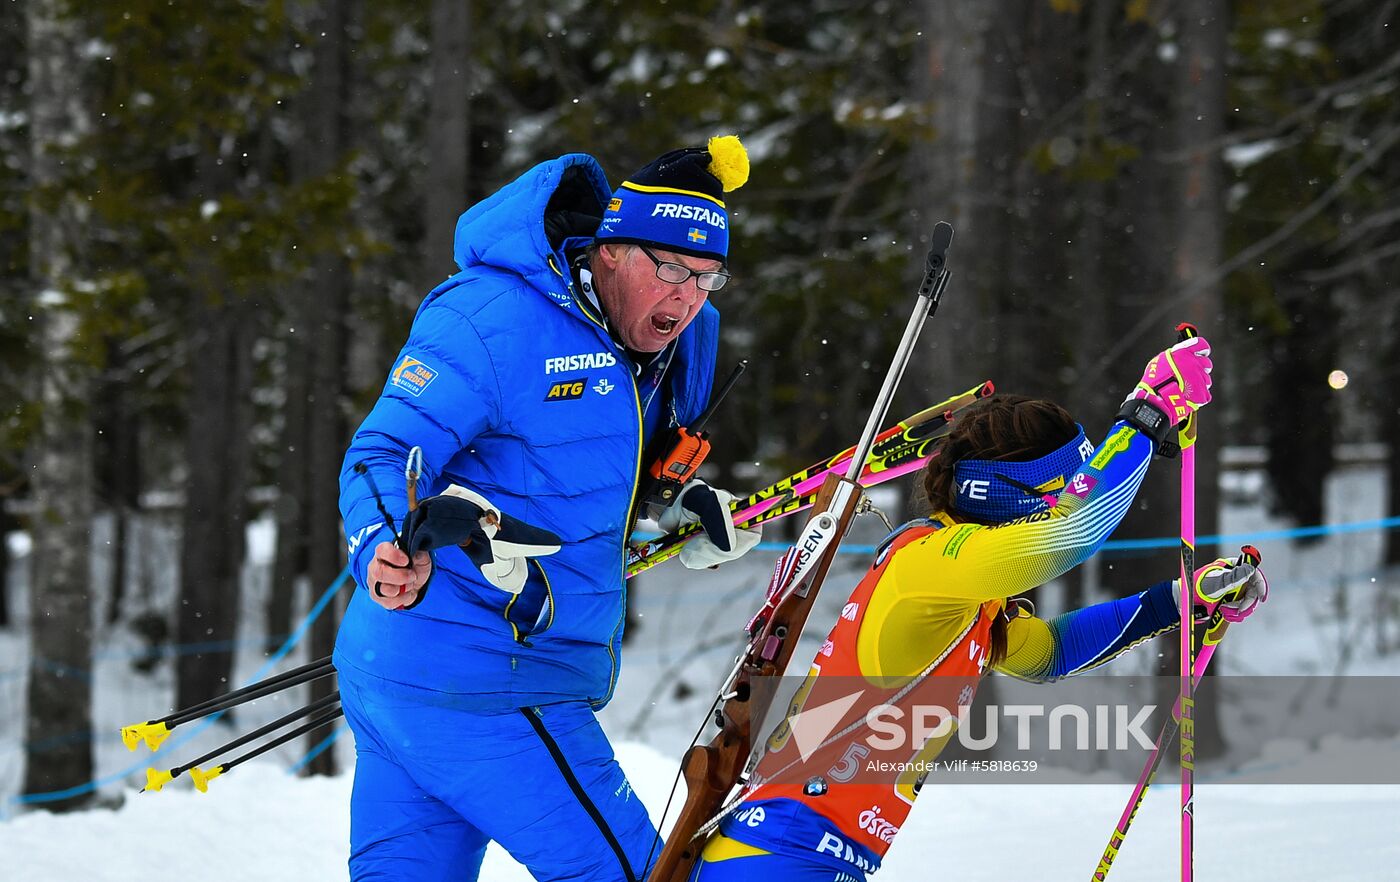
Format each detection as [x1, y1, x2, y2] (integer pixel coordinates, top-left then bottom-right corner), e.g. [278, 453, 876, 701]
[657, 479, 762, 570]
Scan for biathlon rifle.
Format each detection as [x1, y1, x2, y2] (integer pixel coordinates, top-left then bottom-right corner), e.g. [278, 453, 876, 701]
[646, 222, 957, 882]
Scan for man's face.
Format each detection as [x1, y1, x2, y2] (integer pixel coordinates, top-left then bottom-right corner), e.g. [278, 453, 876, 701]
[594, 245, 717, 353]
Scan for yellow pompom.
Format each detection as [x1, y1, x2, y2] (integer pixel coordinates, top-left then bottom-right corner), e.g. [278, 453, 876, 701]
[706, 135, 749, 193]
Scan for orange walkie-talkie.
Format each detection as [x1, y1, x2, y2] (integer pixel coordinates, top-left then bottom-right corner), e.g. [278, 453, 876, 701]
[642, 360, 746, 510]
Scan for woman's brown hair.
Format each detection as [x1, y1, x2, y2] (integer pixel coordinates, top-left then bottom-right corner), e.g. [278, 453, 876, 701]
[917, 394, 1079, 664]
[919, 394, 1079, 523]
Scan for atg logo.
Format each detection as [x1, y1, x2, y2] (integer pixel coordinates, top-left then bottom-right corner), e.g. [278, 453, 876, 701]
[545, 351, 617, 375]
[545, 378, 587, 401]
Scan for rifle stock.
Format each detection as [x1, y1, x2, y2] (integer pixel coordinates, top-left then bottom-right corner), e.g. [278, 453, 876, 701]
[649, 472, 863, 881]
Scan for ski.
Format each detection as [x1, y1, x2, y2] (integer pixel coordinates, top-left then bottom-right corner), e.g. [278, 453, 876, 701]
[625, 379, 994, 579]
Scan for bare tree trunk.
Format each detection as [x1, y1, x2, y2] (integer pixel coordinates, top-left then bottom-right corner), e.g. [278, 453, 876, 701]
[1263, 269, 1335, 533]
[964, 0, 1025, 394]
[96, 339, 142, 625]
[910, 0, 995, 399]
[1170, 0, 1230, 759]
[1093, 6, 1185, 694]
[1065, 0, 1117, 611]
[1174, 0, 1227, 549]
[423, 0, 471, 288]
[1002, 0, 1080, 405]
[301, 0, 355, 776]
[304, 271, 348, 776]
[175, 132, 256, 712]
[175, 286, 256, 714]
[267, 339, 309, 648]
[23, 0, 95, 811]
[909, 0, 1027, 760]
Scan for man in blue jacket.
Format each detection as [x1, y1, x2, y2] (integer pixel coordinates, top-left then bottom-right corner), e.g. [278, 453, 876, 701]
[334, 136, 759, 881]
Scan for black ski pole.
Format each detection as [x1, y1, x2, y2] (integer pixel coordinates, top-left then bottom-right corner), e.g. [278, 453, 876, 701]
[186, 706, 346, 793]
[121, 656, 335, 752]
[142, 692, 342, 793]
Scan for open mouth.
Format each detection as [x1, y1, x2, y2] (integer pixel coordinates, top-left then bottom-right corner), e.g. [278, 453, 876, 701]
[651, 313, 681, 334]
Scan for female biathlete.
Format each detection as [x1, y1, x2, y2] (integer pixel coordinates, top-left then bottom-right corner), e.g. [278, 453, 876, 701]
[688, 336, 1269, 881]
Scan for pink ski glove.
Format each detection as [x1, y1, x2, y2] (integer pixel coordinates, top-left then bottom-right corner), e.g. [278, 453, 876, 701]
[1124, 336, 1214, 425]
[1180, 557, 1269, 623]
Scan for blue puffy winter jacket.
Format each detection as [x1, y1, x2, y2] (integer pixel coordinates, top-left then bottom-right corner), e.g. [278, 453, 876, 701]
[334, 154, 719, 709]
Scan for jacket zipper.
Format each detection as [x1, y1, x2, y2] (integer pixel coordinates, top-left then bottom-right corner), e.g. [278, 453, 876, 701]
[555, 248, 646, 707]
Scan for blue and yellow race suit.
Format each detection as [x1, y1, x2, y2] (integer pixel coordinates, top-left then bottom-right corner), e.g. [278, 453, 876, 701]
[694, 421, 1182, 882]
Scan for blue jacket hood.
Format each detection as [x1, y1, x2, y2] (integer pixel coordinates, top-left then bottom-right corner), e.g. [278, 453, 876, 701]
[453, 153, 613, 300]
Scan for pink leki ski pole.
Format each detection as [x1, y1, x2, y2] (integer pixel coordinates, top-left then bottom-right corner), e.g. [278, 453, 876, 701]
[1090, 544, 1260, 881]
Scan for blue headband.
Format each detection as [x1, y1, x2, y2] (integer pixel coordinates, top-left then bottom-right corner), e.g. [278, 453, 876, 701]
[953, 425, 1093, 521]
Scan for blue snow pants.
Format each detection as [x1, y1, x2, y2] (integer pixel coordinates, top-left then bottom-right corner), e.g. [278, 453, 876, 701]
[340, 676, 658, 882]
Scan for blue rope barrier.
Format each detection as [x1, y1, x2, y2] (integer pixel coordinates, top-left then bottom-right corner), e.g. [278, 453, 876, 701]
[10, 566, 352, 808]
[1096, 514, 1400, 551]
[93, 635, 298, 662]
[287, 723, 348, 775]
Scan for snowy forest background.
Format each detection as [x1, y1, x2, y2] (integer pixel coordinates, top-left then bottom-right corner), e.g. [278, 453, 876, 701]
[1, 0, 1399, 846]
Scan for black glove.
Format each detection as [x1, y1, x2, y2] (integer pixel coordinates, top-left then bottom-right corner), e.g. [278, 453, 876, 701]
[402, 485, 562, 593]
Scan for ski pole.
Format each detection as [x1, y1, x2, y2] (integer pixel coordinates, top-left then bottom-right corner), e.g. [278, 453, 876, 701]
[353, 461, 403, 544]
[121, 656, 335, 753]
[1091, 545, 1260, 881]
[188, 706, 345, 793]
[405, 445, 423, 511]
[142, 692, 341, 793]
[1175, 322, 1200, 882]
[399, 445, 430, 610]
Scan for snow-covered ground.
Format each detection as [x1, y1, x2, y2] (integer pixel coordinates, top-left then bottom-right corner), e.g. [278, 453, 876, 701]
[1, 462, 1398, 880]
[2, 741, 1398, 881]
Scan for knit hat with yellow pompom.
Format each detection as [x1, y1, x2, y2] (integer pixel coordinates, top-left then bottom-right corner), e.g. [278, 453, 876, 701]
[595, 135, 748, 263]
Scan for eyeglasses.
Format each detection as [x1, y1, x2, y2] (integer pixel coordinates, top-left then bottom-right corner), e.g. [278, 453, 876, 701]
[638, 246, 732, 292]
